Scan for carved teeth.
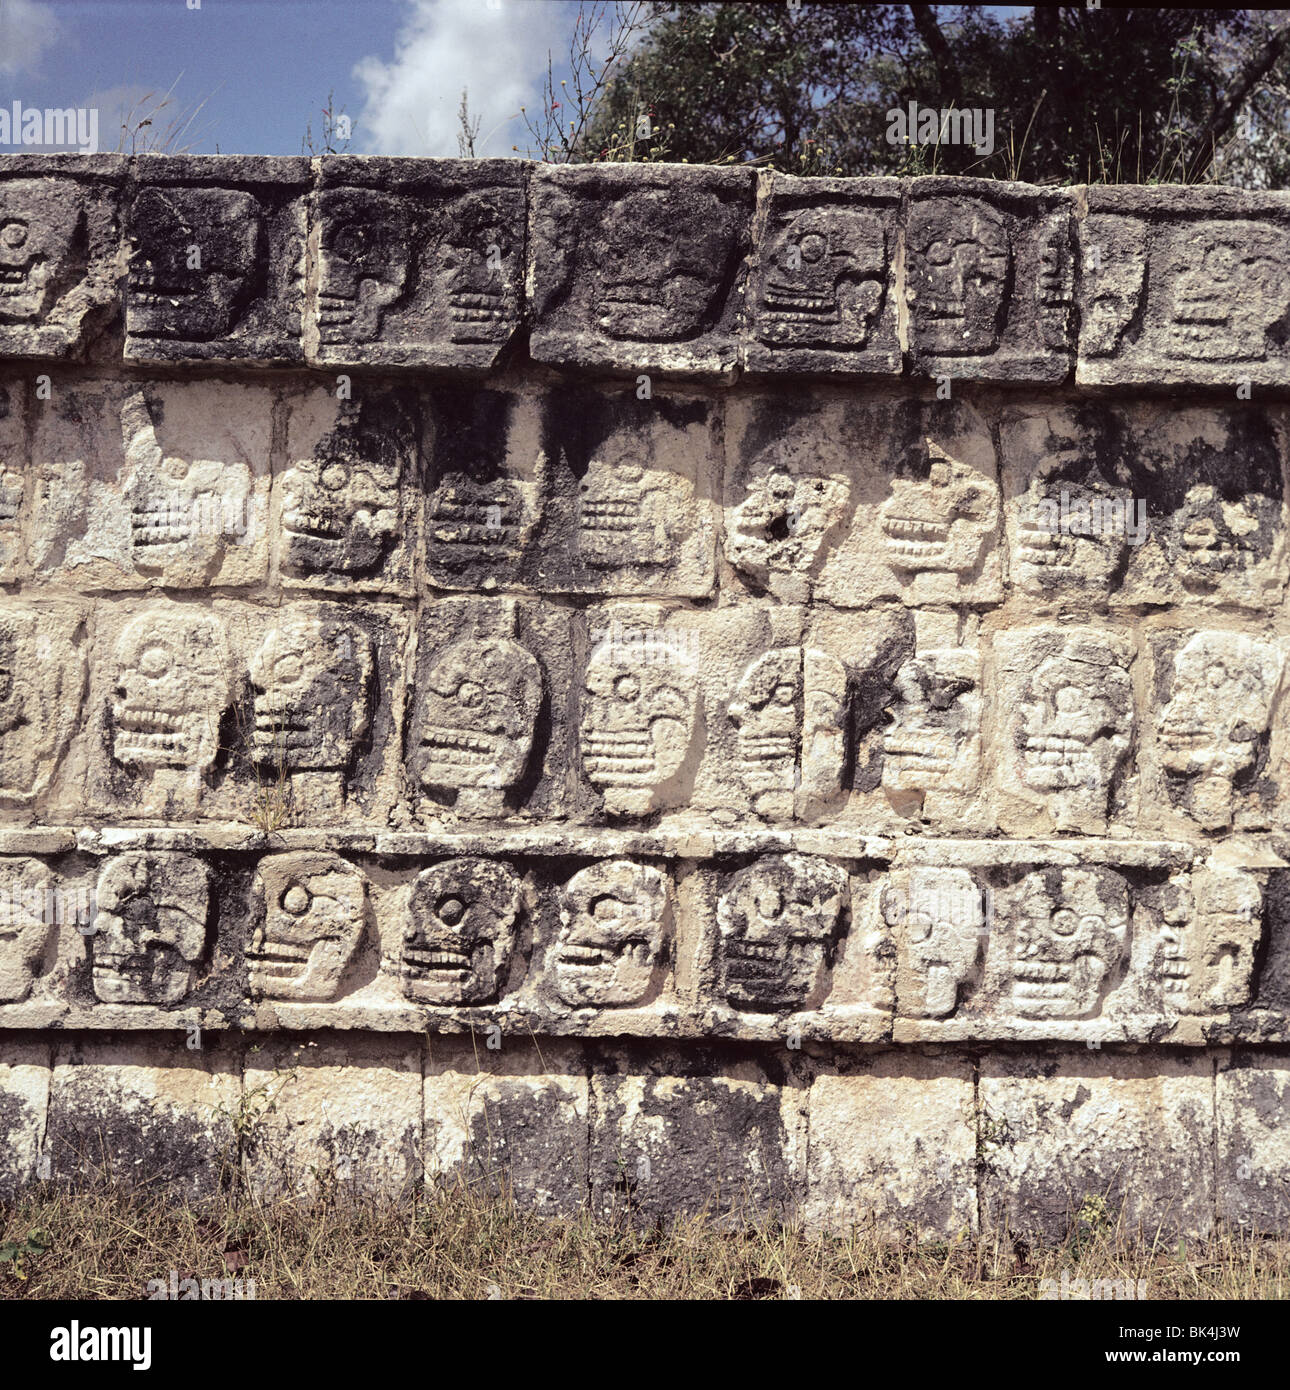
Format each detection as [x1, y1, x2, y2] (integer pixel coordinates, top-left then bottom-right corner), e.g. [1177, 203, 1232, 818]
[883, 517, 949, 542]
[583, 734, 656, 780]
[558, 946, 606, 966]
[118, 708, 183, 733]
[0, 268, 28, 287]
[284, 511, 344, 539]
[422, 726, 501, 764]
[402, 948, 471, 973]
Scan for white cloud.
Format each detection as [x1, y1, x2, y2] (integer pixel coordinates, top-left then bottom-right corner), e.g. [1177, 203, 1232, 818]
[353, 0, 574, 157]
[0, 0, 59, 78]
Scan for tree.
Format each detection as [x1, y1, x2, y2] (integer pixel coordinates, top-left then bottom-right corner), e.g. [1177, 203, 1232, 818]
[580, 3, 1290, 186]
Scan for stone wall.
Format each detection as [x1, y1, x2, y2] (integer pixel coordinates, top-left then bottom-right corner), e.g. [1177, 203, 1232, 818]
[0, 155, 1288, 1238]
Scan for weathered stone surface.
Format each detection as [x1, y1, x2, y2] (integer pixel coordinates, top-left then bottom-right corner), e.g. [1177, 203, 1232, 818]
[0, 159, 124, 361]
[745, 174, 901, 376]
[1216, 1051, 1290, 1231]
[1077, 186, 1290, 388]
[0, 1041, 49, 1198]
[124, 155, 308, 364]
[906, 177, 1075, 382]
[978, 1052, 1215, 1240]
[309, 157, 524, 370]
[530, 163, 754, 378]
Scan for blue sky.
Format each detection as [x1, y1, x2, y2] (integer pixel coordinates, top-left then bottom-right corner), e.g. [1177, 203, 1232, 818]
[0, 0, 1030, 158]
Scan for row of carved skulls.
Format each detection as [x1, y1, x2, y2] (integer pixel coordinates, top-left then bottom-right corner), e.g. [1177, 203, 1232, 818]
[0, 852, 1264, 1022]
[10, 175, 1285, 366]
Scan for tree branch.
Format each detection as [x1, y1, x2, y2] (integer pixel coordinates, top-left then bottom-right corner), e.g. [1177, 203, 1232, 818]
[1186, 17, 1290, 173]
[908, 4, 962, 107]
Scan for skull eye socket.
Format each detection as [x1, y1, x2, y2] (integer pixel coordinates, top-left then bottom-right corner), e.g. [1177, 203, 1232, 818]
[321, 464, 349, 491]
[1051, 908, 1079, 936]
[1079, 914, 1105, 934]
[0, 221, 27, 250]
[924, 239, 954, 266]
[754, 887, 784, 921]
[138, 644, 173, 678]
[772, 682, 797, 706]
[1055, 684, 1088, 713]
[929, 461, 951, 487]
[797, 232, 827, 263]
[436, 895, 466, 927]
[1206, 663, 1228, 690]
[907, 911, 934, 943]
[273, 654, 304, 686]
[614, 674, 640, 701]
[281, 885, 312, 916]
[161, 458, 190, 482]
[456, 680, 484, 709]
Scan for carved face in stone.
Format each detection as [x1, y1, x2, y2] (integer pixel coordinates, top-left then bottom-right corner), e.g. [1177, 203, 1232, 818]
[757, 207, 885, 347]
[418, 636, 542, 794]
[1157, 632, 1281, 830]
[580, 640, 699, 814]
[1018, 652, 1132, 798]
[442, 190, 518, 344]
[1011, 868, 1128, 1018]
[401, 858, 521, 1005]
[1172, 484, 1266, 594]
[908, 198, 1009, 354]
[726, 466, 849, 593]
[1014, 460, 1134, 594]
[1081, 216, 1146, 358]
[316, 188, 412, 345]
[1190, 872, 1262, 1011]
[0, 180, 81, 323]
[281, 429, 402, 577]
[112, 611, 230, 772]
[427, 474, 525, 567]
[1163, 222, 1290, 362]
[882, 648, 981, 794]
[248, 616, 373, 773]
[883, 868, 985, 1018]
[249, 852, 367, 1002]
[1036, 213, 1074, 350]
[718, 855, 847, 1011]
[554, 860, 668, 1007]
[596, 187, 741, 341]
[92, 852, 210, 1004]
[0, 621, 30, 743]
[0, 469, 21, 534]
[127, 187, 263, 341]
[879, 443, 998, 576]
[577, 444, 671, 568]
[0, 858, 53, 1004]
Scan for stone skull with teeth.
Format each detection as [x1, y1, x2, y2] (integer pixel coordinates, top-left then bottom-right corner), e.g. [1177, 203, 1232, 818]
[401, 857, 522, 1005]
[879, 441, 998, 578]
[554, 859, 668, 1008]
[316, 188, 413, 345]
[883, 867, 986, 1018]
[441, 190, 518, 344]
[907, 197, 1009, 356]
[0, 179, 82, 324]
[882, 647, 982, 796]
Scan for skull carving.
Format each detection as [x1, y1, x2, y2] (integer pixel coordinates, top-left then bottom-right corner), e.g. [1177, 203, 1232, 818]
[0, 620, 32, 790]
[726, 465, 850, 597]
[554, 860, 668, 1007]
[401, 857, 522, 1005]
[248, 615, 374, 773]
[882, 868, 986, 1018]
[1035, 212, 1074, 351]
[0, 179, 82, 324]
[1163, 221, 1290, 362]
[882, 647, 982, 795]
[0, 857, 54, 1004]
[717, 854, 847, 1011]
[112, 610, 230, 773]
[1014, 463, 1135, 595]
[879, 441, 998, 577]
[1080, 215, 1146, 358]
[1157, 632, 1282, 831]
[580, 629, 700, 816]
[1010, 867, 1128, 1018]
[426, 473, 526, 569]
[281, 406, 404, 577]
[92, 852, 211, 1004]
[908, 198, 1010, 355]
[249, 852, 367, 1002]
[576, 448, 673, 569]
[127, 187, 263, 341]
[1172, 485, 1268, 595]
[442, 190, 519, 344]
[0, 468, 21, 535]
[728, 647, 847, 821]
[316, 188, 413, 345]
[595, 187, 742, 341]
[1017, 644, 1133, 829]
[756, 207, 886, 348]
[416, 635, 542, 808]
[1156, 870, 1262, 1014]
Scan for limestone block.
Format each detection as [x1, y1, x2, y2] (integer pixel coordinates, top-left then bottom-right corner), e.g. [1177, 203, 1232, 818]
[242, 1036, 422, 1198]
[587, 1044, 807, 1224]
[0, 1041, 50, 1198]
[725, 394, 1002, 608]
[1077, 186, 1290, 388]
[999, 401, 1288, 611]
[978, 1051, 1215, 1239]
[47, 1037, 239, 1197]
[276, 382, 419, 596]
[424, 1037, 588, 1214]
[530, 163, 754, 379]
[28, 379, 272, 590]
[804, 1051, 976, 1239]
[1216, 1051, 1290, 1231]
[124, 154, 308, 365]
[906, 177, 1075, 382]
[308, 157, 524, 370]
[744, 173, 901, 376]
[0, 157, 125, 361]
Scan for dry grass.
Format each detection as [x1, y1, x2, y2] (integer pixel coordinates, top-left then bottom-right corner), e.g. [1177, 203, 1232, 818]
[2, 1179, 1288, 1300]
